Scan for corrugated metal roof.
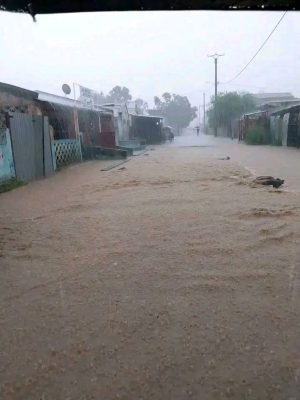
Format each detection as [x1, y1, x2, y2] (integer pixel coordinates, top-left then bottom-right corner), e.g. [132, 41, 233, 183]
[102, 103, 123, 117]
[36, 91, 112, 114]
[252, 92, 294, 99]
[37, 91, 80, 107]
[130, 114, 163, 120]
[258, 99, 300, 106]
[271, 104, 300, 116]
[241, 110, 267, 118]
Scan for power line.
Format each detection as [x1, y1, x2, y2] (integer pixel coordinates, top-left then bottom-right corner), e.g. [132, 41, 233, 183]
[224, 11, 287, 84]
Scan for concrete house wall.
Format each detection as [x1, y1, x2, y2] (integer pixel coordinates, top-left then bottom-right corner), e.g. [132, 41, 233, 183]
[121, 104, 130, 141]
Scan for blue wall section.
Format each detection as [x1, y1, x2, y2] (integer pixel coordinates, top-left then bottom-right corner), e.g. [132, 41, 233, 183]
[0, 129, 15, 182]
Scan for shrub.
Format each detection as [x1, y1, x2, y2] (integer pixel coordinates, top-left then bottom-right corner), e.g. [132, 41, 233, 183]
[245, 125, 272, 145]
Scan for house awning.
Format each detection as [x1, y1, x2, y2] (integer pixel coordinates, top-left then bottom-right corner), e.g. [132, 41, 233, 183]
[270, 104, 300, 117]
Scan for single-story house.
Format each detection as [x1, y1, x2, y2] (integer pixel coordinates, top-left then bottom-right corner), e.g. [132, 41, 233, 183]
[256, 99, 300, 117]
[101, 103, 130, 144]
[238, 110, 268, 142]
[252, 92, 295, 107]
[36, 91, 115, 148]
[129, 114, 163, 144]
[0, 82, 42, 129]
[270, 104, 300, 147]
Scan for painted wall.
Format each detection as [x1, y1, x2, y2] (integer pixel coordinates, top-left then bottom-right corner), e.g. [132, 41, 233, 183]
[0, 129, 15, 182]
[282, 113, 289, 146]
[114, 116, 120, 146]
[121, 105, 130, 141]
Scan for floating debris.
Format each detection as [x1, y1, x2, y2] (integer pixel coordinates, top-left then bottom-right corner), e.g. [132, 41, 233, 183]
[253, 176, 284, 189]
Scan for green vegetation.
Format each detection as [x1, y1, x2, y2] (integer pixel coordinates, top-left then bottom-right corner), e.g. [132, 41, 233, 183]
[245, 125, 272, 145]
[149, 93, 198, 134]
[0, 178, 26, 193]
[272, 138, 282, 146]
[207, 91, 256, 137]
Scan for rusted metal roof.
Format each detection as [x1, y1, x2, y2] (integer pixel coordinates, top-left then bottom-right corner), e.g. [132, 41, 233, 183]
[0, 82, 38, 101]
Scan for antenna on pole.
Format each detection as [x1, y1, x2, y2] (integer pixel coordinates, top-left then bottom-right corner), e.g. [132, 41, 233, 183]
[62, 84, 71, 97]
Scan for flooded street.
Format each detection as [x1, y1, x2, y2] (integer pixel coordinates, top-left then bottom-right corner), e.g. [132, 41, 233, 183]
[1, 136, 300, 399]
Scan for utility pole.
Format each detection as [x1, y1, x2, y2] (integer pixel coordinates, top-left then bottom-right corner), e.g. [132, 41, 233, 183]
[199, 90, 206, 134]
[207, 53, 225, 137]
[203, 92, 206, 134]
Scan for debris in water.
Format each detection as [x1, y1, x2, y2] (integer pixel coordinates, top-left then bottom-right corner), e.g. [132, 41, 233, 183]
[218, 157, 230, 160]
[253, 176, 284, 189]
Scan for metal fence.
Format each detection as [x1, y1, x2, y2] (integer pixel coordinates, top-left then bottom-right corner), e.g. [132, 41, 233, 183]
[7, 113, 56, 182]
[54, 139, 81, 167]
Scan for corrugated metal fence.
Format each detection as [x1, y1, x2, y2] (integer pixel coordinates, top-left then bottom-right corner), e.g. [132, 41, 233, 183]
[7, 112, 55, 182]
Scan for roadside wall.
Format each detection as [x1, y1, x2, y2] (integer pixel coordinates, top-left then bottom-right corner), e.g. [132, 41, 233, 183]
[208, 125, 229, 137]
[0, 129, 15, 182]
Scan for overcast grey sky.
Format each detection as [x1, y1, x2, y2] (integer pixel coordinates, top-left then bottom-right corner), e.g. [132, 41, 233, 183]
[0, 10, 299, 108]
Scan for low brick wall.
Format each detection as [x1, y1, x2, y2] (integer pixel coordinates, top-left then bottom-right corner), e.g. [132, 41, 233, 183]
[83, 146, 127, 160]
[116, 146, 134, 156]
[100, 147, 127, 159]
[119, 139, 146, 150]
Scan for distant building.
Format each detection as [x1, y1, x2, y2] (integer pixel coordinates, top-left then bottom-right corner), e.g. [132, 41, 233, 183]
[270, 104, 300, 147]
[256, 99, 300, 116]
[126, 101, 139, 115]
[36, 91, 115, 148]
[129, 115, 163, 144]
[252, 92, 295, 106]
[101, 103, 130, 144]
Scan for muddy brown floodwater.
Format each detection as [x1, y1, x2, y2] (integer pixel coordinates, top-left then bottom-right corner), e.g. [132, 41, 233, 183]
[1, 142, 300, 399]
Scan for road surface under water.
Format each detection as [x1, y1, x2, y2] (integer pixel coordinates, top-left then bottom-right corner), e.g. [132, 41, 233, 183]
[1, 137, 300, 399]
[172, 134, 300, 194]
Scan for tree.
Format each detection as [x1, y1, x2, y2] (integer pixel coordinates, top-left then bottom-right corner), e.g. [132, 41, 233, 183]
[105, 86, 132, 103]
[93, 91, 106, 105]
[135, 98, 149, 115]
[207, 91, 255, 136]
[150, 93, 197, 134]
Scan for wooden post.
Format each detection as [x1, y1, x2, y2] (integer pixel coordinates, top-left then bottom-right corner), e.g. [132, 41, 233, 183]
[74, 108, 82, 162]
